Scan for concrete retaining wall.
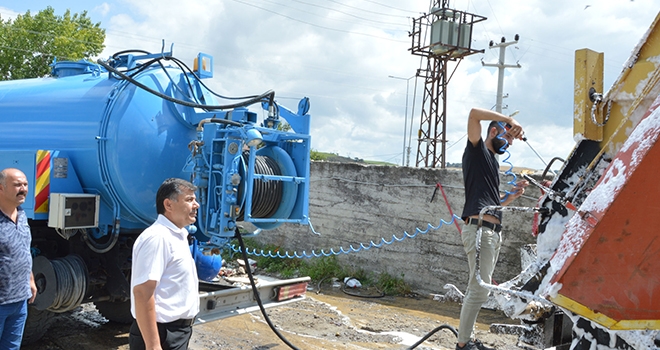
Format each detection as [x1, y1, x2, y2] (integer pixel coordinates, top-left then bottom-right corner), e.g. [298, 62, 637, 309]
[254, 161, 542, 295]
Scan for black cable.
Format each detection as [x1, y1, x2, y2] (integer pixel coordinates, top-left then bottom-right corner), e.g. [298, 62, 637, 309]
[315, 276, 332, 294]
[97, 57, 275, 110]
[406, 324, 458, 349]
[166, 55, 271, 102]
[234, 228, 300, 350]
[341, 277, 384, 298]
[339, 278, 459, 349]
[106, 55, 203, 110]
[205, 118, 242, 127]
[111, 49, 152, 58]
[104, 50, 276, 109]
[236, 233, 457, 349]
[155, 59, 205, 108]
[541, 157, 566, 179]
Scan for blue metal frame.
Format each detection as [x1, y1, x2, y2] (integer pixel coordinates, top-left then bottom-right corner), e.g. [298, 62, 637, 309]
[190, 105, 311, 247]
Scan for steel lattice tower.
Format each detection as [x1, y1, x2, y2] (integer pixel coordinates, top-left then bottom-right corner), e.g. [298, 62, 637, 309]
[409, 0, 486, 168]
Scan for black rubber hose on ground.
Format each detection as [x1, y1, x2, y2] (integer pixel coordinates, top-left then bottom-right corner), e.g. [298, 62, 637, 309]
[234, 228, 300, 350]
[341, 277, 385, 298]
[406, 324, 459, 349]
[235, 229, 457, 350]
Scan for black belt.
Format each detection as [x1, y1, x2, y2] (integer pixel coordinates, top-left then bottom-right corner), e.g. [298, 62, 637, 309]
[161, 318, 195, 327]
[465, 217, 502, 232]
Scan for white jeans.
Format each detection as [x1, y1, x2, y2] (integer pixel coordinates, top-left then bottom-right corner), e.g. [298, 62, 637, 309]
[457, 223, 502, 344]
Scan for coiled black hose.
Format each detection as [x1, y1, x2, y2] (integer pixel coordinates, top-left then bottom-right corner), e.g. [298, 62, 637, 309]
[49, 255, 88, 313]
[238, 153, 283, 220]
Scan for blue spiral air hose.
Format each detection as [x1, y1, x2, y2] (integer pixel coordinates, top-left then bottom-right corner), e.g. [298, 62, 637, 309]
[496, 121, 519, 203]
[231, 214, 462, 259]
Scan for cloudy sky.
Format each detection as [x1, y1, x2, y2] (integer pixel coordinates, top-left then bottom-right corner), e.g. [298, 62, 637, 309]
[2, 0, 658, 170]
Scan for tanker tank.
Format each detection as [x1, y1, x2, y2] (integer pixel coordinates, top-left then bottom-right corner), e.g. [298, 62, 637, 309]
[0, 48, 312, 343]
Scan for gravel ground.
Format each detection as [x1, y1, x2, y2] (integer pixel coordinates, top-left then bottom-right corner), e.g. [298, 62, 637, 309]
[21, 286, 527, 350]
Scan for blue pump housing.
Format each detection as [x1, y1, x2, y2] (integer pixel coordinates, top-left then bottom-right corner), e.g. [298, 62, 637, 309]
[0, 50, 311, 251]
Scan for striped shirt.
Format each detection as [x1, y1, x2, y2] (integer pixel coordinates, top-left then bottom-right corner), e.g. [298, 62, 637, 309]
[0, 207, 33, 305]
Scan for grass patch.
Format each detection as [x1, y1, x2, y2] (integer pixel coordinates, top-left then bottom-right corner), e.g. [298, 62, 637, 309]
[228, 239, 412, 296]
[310, 150, 332, 161]
[375, 272, 412, 296]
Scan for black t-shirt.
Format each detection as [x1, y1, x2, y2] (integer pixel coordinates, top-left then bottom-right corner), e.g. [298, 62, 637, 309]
[460, 138, 502, 222]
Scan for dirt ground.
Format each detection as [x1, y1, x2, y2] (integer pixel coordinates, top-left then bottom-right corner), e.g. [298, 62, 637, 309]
[21, 286, 525, 350]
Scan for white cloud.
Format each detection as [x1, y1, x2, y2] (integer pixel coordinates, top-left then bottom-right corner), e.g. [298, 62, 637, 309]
[7, 0, 658, 169]
[92, 3, 111, 17]
[0, 6, 20, 21]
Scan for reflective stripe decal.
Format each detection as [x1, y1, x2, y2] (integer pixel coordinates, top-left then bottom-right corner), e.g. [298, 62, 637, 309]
[35, 150, 51, 213]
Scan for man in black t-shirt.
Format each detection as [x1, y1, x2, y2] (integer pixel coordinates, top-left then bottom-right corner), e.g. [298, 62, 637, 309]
[456, 108, 528, 350]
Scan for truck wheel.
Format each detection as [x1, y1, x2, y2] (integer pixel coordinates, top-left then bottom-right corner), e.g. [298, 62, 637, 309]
[95, 300, 134, 324]
[22, 306, 56, 344]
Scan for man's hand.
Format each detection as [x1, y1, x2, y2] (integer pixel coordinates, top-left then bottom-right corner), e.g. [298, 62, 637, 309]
[134, 281, 162, 350]
[511, 179, 529, 198]
[505, 120, 525, 141]
[502, 179, 529, 205]
[29, 272, 37, 304]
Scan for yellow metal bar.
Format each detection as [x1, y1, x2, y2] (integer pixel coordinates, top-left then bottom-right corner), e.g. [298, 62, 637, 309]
[599, 12, 660, 157]
[573, 49, 604, 141]
[570, 12, 660, 180]
[551, 294, 660, 330]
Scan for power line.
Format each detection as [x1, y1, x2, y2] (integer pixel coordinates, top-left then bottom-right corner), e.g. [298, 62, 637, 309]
[1, 26, 104, 47]
[446, 133, 467, 150]
[230, 0, 407, 43]
[0, 44, 83, 62]
[483, 0, 505, 39]
[326, 0, 411, 19]
[254, 0, 408, 33]
[358, 0, 420, 14]
[290, 0, 409, 26]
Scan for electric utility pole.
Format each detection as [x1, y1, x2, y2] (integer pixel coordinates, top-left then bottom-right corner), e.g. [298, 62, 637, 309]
[481, 35, 521, 113]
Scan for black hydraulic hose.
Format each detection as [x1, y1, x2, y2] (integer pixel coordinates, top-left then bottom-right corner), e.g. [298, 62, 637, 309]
[82, 228, 119, 254]
[541, 157, 566, 179]
[162, 59, 200, 105]
[106, 49, 272, 103]
[339, 277, 457, 349]
[234, 228, 300, 350]
[235, 230, 457, 349]
[97, 58, 275, 111]
[406, 324, 458, 349]
[341, 277, 385, 298]
[167, 55, 270, 102]
[111, 49, 152, 58]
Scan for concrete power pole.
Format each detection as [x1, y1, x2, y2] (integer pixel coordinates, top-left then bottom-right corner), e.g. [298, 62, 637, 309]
[482, 35, 521, 113]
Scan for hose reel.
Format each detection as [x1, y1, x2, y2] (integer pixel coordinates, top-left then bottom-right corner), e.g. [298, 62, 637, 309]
[32, 255, 88, 313]
[237, 145, 300, 231]
[238, 151, 284, 220]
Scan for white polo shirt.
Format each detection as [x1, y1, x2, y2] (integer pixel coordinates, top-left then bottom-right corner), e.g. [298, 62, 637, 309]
[130, 214, 199, 323]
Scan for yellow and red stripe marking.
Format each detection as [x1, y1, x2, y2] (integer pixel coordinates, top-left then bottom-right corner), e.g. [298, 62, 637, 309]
[276, 282, 308, 301]
[34, 150, 51, 213]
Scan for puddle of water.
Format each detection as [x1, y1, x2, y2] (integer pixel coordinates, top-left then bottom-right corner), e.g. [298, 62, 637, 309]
[313, 287, 517, 331]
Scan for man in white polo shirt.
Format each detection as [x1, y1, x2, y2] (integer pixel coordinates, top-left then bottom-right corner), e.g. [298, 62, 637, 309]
[129, 178, 200, 350]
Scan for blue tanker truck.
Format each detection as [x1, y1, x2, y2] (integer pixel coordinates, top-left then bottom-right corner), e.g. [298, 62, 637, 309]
[0, 48, 312, 343]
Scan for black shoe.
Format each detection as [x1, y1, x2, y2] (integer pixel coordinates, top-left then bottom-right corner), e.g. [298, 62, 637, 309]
[456, 339, 495, 350]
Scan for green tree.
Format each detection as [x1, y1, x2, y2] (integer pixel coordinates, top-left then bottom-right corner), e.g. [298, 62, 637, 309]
[0, 7, 105, 80]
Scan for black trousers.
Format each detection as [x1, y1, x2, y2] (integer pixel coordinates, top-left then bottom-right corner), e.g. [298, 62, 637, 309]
[129, 319, 193, 350]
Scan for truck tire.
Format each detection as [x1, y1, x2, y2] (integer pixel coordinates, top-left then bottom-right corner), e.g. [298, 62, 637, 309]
[22, 306, 56, 344]
[94, 300, 134, 324]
